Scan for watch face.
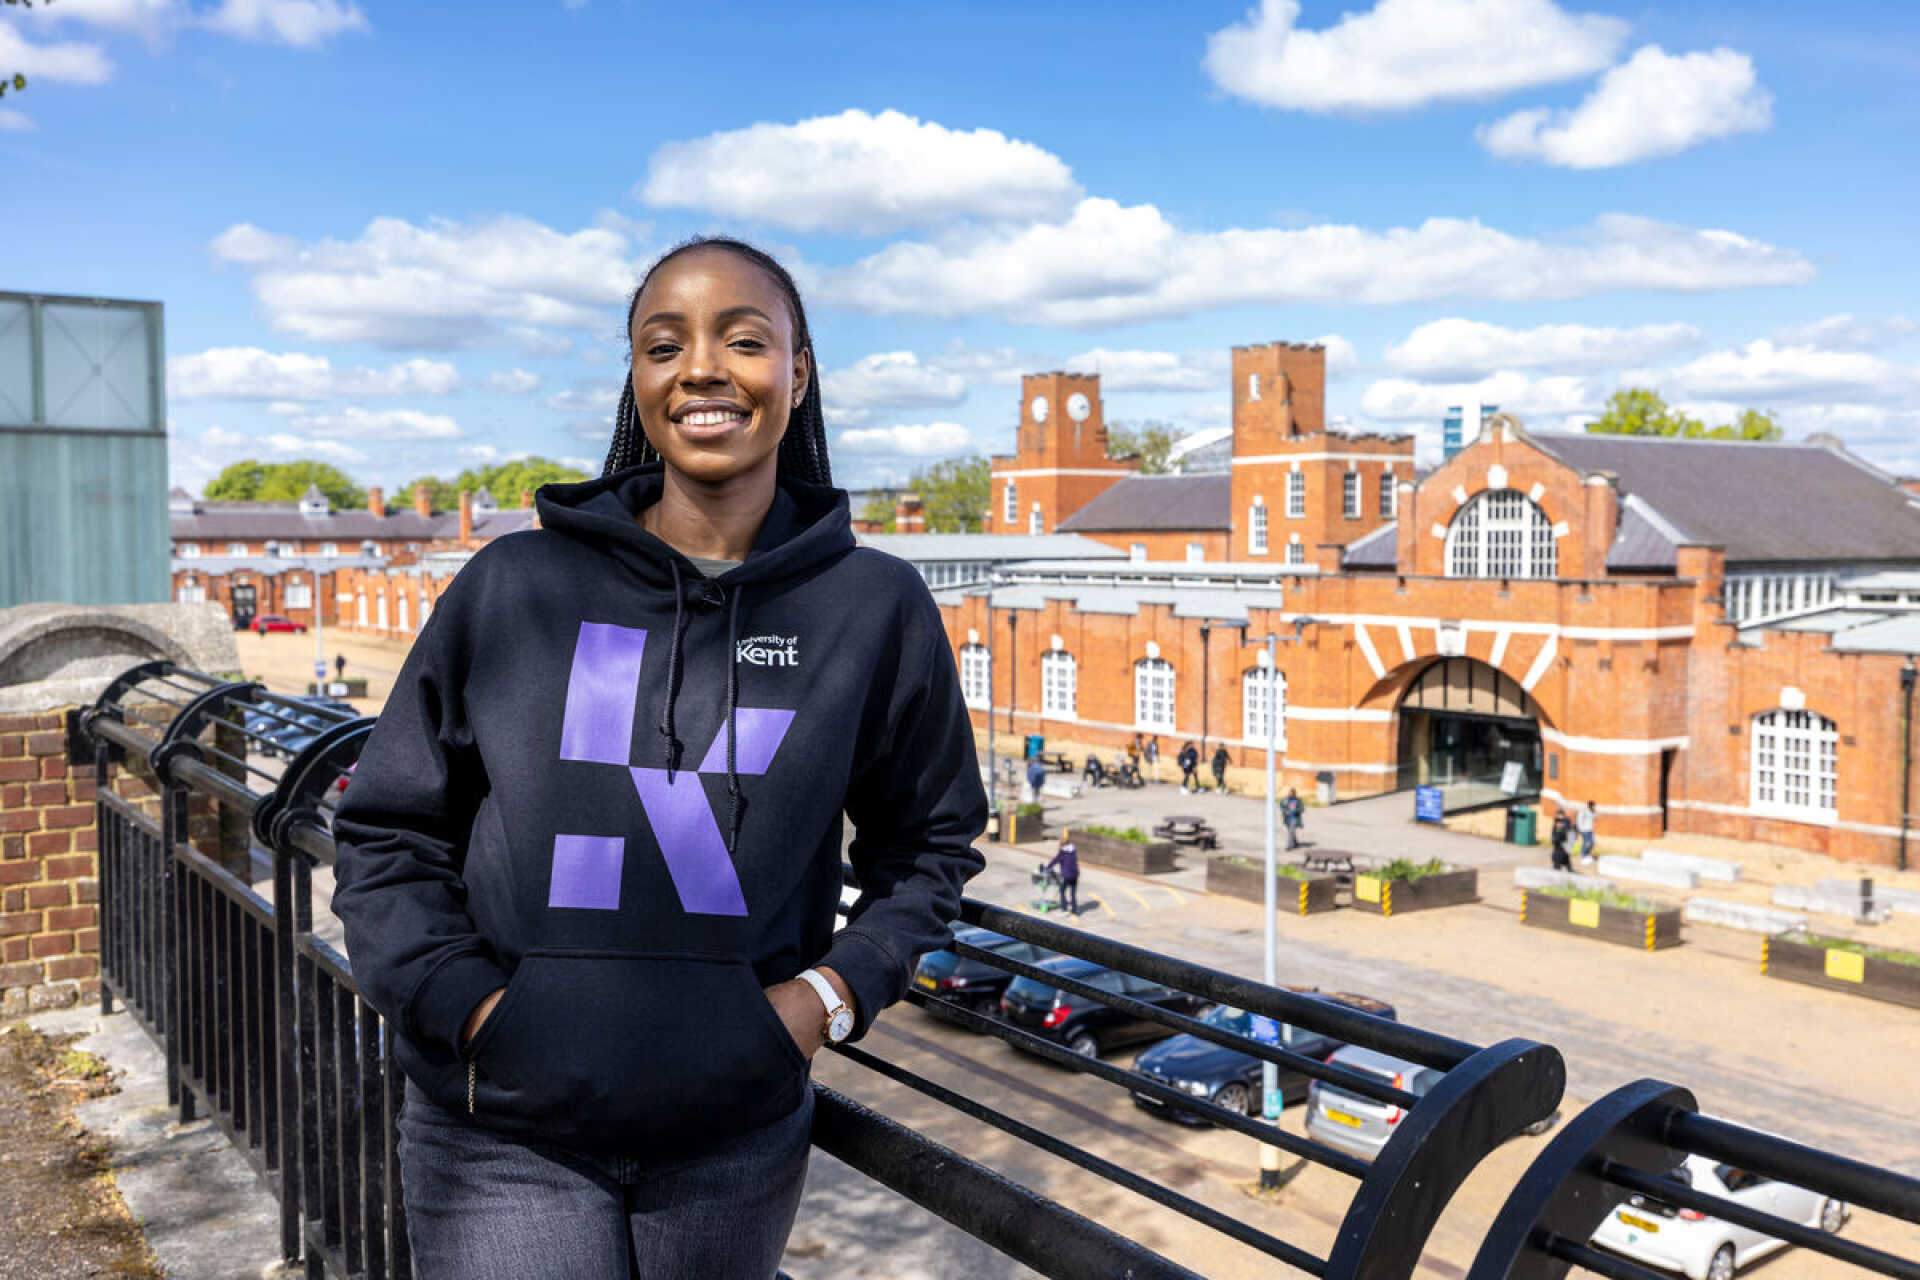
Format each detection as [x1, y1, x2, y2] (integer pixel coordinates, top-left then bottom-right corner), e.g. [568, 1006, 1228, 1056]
[1066, 392, 1092, 422]
[1030, 395, 1050, 423]
[828, 1009, 855, 1042]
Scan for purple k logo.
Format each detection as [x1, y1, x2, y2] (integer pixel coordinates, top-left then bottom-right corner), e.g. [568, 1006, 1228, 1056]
[547, 621, 793, 916]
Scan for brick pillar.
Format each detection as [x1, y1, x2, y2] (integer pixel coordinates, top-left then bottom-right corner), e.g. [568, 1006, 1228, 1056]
[458, 490, 473, 545]
[0, 711, 100, 1016]
[367, 485, 386, 518]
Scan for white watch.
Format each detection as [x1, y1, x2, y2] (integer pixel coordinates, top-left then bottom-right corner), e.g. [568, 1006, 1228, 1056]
[798, 968, 854, 1044]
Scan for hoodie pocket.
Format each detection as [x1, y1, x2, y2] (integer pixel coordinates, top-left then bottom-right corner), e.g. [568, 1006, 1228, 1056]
[466, 948, 807, 1153]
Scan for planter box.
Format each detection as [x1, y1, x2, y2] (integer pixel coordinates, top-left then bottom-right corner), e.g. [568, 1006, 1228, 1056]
[1074, 830, 1179, 874]
[1207, 857, 1339, 914]
[1520, 890, 1682, 950]
[993, 812, 1048, 845]
[1351, 867, 1478, 916]
[1762, 934, 1920, 1010]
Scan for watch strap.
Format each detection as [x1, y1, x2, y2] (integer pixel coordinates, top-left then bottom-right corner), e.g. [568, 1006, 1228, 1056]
[797, 968, 848, 1020]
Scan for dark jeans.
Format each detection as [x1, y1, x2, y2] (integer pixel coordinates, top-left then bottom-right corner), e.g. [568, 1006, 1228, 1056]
[1284, 819, 1301, 850]
[398, 1076, 812, 1279]
[1180, 765, 1198, 789]
[1057, 875, 1078, 914]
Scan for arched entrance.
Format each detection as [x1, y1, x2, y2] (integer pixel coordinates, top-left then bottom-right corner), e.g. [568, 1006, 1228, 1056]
[1395, 657, 1544, 808]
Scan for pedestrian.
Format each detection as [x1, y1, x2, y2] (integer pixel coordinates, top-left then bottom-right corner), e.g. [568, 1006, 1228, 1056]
[1177, 740, 1200, 793]
[1043, 832, 1080, 915]
[1127, 734, 1143, 773]
[330, 237, 988, 1280]
[334, 653, 347, 680]
[1143, 735, 1160, 783]
[1549, 808, 1573, 872]
[1281, 787, 1305, 850]
[1210, 744, 1230, 793]
[1025, 754, 1047, 806]
[1577, 800, 1598, 866]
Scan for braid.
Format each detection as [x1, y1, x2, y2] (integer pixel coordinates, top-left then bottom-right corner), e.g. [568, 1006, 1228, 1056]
[602, 236, 832, 487]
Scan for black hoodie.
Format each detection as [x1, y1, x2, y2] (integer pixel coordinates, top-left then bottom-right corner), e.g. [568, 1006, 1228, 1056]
[330, 466, 987, 1155]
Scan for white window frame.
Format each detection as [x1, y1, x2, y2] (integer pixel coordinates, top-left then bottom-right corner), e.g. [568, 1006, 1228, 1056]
[960, 643, 991, 710]
[178, 542, 202, 559]
[1285, 542, 1307, 567]
[376, 592, 389, 630]
[1342, 471, 1361, 519]
[398, 591, 411, 633]
[1130, 543, 1147, 563]
[1750, 709, 1837, 821]
[1247, 372, 1261, 401]
[1248, 497, 1268, 555]
[176, 577, 205, 603]
[1041, 651, 1077, 718]
[1003, 479, 1017, 526]
[1285, 471, 1305, 519]
[1445, 488, 1556, 580]
[356, 591, 368, 625]
[1242, 666, 1286, 751]
[227, 542, 248, 556]
[1133, 658, 1176, 732]
[284, 581, 313, 609]
[1028, 502, 1043, 535]
[319, 542, 339, 558]
[1379, 471, 1396, 519]
[1186, 542, 1205, 563]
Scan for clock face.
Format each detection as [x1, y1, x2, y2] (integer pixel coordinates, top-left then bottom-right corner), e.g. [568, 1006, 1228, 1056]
[1030, 395, 1050, 423]
[1066, 392, 1092, 422]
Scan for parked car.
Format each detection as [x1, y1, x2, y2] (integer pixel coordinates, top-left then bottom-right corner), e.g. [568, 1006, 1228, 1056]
[251, 615, 307, 634]
[1589, 1151, 1847, 1280]
[252, 696, 360, 760]
[999, 955, 1206, 1059]
[911, 926, 1056, 1022]
[1302, 1044, 1445, 1162]
[1130, 989, 1396, 1123]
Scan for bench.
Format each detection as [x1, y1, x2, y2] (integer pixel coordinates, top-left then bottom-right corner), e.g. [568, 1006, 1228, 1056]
[1300, 849, 1356, 875]
[1152, 816, 1219, 849]
[1036, 751, 1074, 773]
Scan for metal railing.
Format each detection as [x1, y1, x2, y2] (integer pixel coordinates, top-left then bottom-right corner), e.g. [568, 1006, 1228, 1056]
[69, 660, 1920, 1279]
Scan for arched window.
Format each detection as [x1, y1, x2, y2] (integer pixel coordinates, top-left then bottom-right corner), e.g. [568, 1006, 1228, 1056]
[356, 591, 368, 626]
[1285, 541, 1306, 567]
[1028, 502, 1043, 535]
[1446, 489, 1556, 579]
[1002, 479, 1017, 526]
[397, 591, 411, 634]
[1248, 496, 1268, 555]
[375, 592, 389, 630]
[1751, 709, 1837, 819]
[959, 643, 990, 709]
[1243, 666, 1286, 750]
[419, 591, 432, 625]
[1041, 651, 1077, 717]
[1134, 658, 1175, 731]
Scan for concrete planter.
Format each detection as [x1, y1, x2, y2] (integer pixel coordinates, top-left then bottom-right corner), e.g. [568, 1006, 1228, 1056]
[1351, 867, 1478, 916]
[1075, 830, 1179, 874]
[1761, 934, 1920, 1010]
[1206, 856, 1340, 914]
[1520, 890, 1682, 950]
[993, 811, 1049, 845]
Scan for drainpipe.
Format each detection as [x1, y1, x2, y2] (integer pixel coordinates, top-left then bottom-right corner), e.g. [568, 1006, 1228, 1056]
[1901, 659, 1915, 873]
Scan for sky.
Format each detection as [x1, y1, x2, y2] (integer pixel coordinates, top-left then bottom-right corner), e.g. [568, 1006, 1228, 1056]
[10, 0, 1920, 494]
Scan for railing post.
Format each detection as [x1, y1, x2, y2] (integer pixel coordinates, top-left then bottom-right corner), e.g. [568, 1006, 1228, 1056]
[274, 842, 304, 1266]
[162, 775, 193, 1122]
[95, 736, 115, 1017]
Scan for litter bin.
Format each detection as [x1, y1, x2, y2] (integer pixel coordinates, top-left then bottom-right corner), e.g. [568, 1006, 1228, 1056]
[1315, 769, 1336, 806]
[1509, 804, 1537, 847]
[1024, 734, 1045, 760]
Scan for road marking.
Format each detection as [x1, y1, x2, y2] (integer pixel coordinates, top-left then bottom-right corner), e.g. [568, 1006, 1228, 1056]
[1118, 884, 1154, 913]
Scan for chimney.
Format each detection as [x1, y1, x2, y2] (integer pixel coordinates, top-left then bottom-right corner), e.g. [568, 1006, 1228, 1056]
[520, 489, 533, 509]
[894, 493, 925, 533]
[413, 483, 432, 518]
[367, 485, 386, 518]
[458, 489, 473, 545]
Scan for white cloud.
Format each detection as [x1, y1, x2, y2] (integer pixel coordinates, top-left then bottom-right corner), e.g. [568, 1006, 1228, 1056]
[822, 351, 968, 425]
[838, 423, 973, 456]
[1057, 348, 1224, 392]
[0, 108, 31, 132]
[811, 201, 1812, 326]
[169, 421, 372, 493]
[168, 347, 459, 400]
[197, 0, 367, 46]
[0, 23, 115, 85]
[640, 109, 1080, 234]
[485, 368, 543, 394]
[1385, 317, 1703, 377]
[1359, 371, 1603, 426]
[545, 385, 619, 414]
[212, 214, 641, 348]
[1479, 46, 1771, 168]
[290, 406, 462, 440]
[1771, 313, 1916, 352]
[260, 431, 369, 464]
[455, 443, 502, 462]
[1315, 334, 1359, 377]
[1635, 340, 1913, 403]
[1203, 0, 1627, 113]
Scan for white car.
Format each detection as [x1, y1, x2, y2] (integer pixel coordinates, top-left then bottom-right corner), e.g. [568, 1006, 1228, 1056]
[1589, 1152, 1847, 1280]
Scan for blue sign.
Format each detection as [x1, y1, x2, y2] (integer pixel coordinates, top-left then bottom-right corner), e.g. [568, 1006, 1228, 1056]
[1249, 1014, 1281, 1045]
[1414, 785, 1445, 824]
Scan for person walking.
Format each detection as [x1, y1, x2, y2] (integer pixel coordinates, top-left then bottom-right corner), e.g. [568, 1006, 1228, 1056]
[1177, 740, 1200, 793]
[1210, 744, 1230, 793]
[1577, 800, 1598, 866]
[1143, 735, 1160, 783]
[1549, 808, 1573, 872]
[1024, 754, 1046, 806]
[331, 237, 988, 1280]
[1043, 833, 1080, 915]
[1281, 787, 1305, 850]
[334, 653, 347, 681]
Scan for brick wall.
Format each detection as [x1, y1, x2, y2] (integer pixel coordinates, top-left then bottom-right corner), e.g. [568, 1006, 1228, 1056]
[1, 712, 102, 1016]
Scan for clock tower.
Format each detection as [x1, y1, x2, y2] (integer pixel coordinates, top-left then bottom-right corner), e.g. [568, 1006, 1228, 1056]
[988, 372, 1135, 535]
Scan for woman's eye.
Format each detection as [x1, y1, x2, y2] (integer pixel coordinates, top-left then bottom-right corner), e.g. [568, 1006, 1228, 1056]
[730, 337, 767, 352]
[645, 343, 680, 357]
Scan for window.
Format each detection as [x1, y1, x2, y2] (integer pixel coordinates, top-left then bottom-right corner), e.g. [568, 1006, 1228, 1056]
[1041, 651, 1077, 717]
[320, 542, 339, 558]
[1445, 489, 1556, 579]
[177, 542, 202, 559]
[284, 581, 312, 609]
[419, 592, 432, 625]
[1342, 472, 1361, 519]
[176, 578, 205, 603]
[356, 592, 368, 625]
[1242, 666, 1286, 750]
[1379, 471, 1396, 519]
[1186, 542, 1205, 563]
[1286, 471, 1305, 518]
[1134, 658, 1175, 731]
[1751, 709, 1837, 819]
[1248, 498, 1268, 555]
[1028, 503, 1043, 535]
[1130, 543, 1147, 563]
[1003, 479, 1017, 526]
[376, 593, 389, 630]
[1247, 372, 1261, 401]
[960, 644, 990, 709]
[1285, 542, 1307, 567]
[1725, 573, 1835, 624]
[227, 542, 248, 556]
[398, 591, 411, 633]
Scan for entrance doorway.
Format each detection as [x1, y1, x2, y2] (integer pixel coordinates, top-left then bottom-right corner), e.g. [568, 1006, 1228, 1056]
[1395, 658, 1542, 811]
[230, 582, 257, 630]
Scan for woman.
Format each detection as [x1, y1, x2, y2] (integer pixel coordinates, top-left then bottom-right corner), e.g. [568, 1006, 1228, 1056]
[331, 237, 988, 1279]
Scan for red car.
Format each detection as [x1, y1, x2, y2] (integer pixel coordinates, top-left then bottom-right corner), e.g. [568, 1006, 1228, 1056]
[251, 615, 308, 634]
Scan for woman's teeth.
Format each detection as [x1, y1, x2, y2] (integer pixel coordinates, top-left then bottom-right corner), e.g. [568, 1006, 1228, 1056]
[681, 409, 746, 427]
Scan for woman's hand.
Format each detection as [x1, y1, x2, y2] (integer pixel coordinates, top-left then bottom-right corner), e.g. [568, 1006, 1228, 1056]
[459, 986, 506, 1054]
[763, 966, 856, 1060]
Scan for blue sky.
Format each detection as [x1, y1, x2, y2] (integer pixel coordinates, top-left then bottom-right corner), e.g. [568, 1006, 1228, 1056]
[11, 0, 1919, 493]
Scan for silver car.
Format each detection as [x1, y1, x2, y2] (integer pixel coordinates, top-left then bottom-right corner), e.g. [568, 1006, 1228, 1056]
[1302, 1044, 1444, 1161]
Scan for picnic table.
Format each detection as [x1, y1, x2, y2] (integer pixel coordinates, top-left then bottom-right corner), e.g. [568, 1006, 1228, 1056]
[1299, 849, 1356, 875]
[1036, 751, 1074, 773]
[1152, 815, 1219, 849]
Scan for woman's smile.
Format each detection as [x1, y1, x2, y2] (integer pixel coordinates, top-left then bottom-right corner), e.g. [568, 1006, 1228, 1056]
[672, 399, 753, 439]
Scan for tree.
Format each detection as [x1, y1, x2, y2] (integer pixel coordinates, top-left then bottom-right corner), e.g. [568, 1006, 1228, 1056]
[1585, 389, 1781, 441]
[205, 460, 364, 509]
[394, 458, 590, 512]
[1106, 419, 1179, 474]
[909, 456, 990, 533]
[396, 475, 460, 511]
[857, 490, 897, 532]
[3, 3, 52, 107]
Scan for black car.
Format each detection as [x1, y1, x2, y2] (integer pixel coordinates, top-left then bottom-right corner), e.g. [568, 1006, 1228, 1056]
[999, 955, 1206, 1059]
[250, 697, 361, 760]
[911, 926, 1055, 1023]
[1130, 989, 1397, 1123]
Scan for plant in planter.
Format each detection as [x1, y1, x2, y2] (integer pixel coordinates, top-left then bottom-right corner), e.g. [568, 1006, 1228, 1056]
[1352, 858, 1479, 916]
[997, 801, 1048, 844]
[1520, 884, 1682, 950]
[1075, 823, 1179, 874]
[1206, 854, 1339, 914]
[1761, 931, 1920, 1009]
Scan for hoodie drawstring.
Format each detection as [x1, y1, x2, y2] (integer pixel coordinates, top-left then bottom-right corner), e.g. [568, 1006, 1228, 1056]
[660, 560, 688, 778]
[723, 587, 745, 856]
[659, 559, 748, 856]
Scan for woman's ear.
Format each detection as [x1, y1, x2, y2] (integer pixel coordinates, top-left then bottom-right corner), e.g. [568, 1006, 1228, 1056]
[791, 346, 811, 409]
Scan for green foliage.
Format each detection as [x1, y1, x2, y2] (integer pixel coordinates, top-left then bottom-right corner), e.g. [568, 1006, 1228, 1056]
[1015, 801, 1045, 818]
[1585, 389, 1782, 441]
[397, 458, 588, 512]
[1107, 419, 1179, 474]
[1374, 856, 1450, 882]
[1084, 823, 1152, 843]
[1797, 932, 1920, 968]
[1223, 855, 1310, 880]
[396, 475, 461, 511]
[205, 460, 364, 509]
[857, 490, 898, 532]
[1536, 883, 1658, 913]
[909, 455, 990, 533]
[3, 3, 54, 102]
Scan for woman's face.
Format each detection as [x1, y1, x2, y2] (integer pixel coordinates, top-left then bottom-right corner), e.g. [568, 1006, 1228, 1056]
[629, 247, 810, 488]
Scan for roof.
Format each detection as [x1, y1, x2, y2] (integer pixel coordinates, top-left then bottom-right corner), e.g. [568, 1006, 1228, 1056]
[1342, 522, 1397, 568]
[170, 506, 536, 542]
[1756, 607, 1920, 655]
[171, 555, 389, 575]
[1057, 474, 1231, 532]
[1531, 433, 1920, 565]
[933, 579, 1287, 623]
[854, 533, 1127, 562]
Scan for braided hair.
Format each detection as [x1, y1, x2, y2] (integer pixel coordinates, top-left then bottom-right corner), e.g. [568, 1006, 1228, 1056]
[602, 236, 832, 487]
